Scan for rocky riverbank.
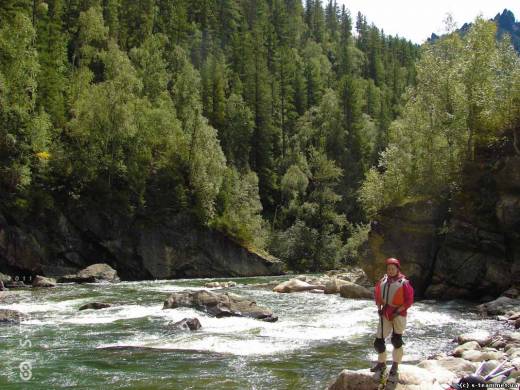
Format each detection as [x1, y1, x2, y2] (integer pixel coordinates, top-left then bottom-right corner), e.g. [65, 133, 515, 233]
[327, 288, 520, 389]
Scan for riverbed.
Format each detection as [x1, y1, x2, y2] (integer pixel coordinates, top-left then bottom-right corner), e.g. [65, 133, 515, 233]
[0, 276, 506, 389]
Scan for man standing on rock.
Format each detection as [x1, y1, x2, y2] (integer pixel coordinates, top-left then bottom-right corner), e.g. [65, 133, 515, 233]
[370, 257, 414, 378]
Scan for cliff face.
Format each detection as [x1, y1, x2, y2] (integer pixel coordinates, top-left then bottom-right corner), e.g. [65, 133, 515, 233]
[0, 208, 283, 280]
[361, 144, 520, 299]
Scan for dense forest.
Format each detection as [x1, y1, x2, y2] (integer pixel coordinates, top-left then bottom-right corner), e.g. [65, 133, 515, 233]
[1, 1, 518, 273]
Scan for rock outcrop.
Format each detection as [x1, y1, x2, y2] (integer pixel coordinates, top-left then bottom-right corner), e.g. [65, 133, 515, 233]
[163, 290, 278, 322]
[0, 209, 283, 281]
[328, 329, 520, 389]
[360, 144, 520, 299]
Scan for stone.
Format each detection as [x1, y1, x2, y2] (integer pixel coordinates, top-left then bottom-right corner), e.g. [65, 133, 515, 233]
[272, 279, 325, 293]
[0, 309, 28, 324]
[461, 349, 504, 362]
[327, 365, 437, 390]
[163, 290, 277, 322]
[457, 331, 492, 347]
[478, 296, 520, 316]
[324, 278, 351, 294]
[339, 282, 373, 299]
[32, 275, 56, 288]
[327, 369, 379, 390]
[417, 357, 475, 382]
[170, 317, 201, 331]
[79, 302, 112, 311]
[58, 263, 120, 283]
[453, 341, 481, 357]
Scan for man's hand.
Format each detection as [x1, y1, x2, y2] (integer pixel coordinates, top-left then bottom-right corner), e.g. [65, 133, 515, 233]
[377, 306, 383, 316]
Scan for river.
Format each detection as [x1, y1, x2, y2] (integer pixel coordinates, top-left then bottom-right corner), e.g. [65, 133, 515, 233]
[0, 275, 505, 389]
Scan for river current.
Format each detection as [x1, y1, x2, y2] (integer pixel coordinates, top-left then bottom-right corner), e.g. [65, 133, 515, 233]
[0, 276, 504, 389]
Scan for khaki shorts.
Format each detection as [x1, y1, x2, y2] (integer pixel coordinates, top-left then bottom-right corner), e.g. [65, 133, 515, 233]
[376, 314, 407, 338]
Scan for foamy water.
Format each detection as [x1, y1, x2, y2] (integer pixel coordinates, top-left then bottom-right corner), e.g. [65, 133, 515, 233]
[0, 277, 507, 389]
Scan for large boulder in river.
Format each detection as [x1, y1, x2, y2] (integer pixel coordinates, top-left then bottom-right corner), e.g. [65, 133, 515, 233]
[0, 309, 28, 324]
[339, 282, 373, 299]
[324, 278, 351, 294]
[477, 296, 520, 316]
[163, 290, 278, 322]
[273, 278, 325, 293]
[32, 275, 56, 287]
[58, 263, 120, 283]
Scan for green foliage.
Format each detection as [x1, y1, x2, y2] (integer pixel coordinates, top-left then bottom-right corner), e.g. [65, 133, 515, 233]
[360, 17, 520, 216]
[0, 13, 51, 193]
[212, 168, 267, 249]
[1, 0, 421, 266]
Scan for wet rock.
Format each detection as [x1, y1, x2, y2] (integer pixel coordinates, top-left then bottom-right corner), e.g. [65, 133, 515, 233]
[339, 282, 372, 299]
[478, 296, 520, 316]
[163, 290, 277, 322]
[324, 278, 351, 294]
[326, 369, 379, 390]
[457, 331, 492, 347]
[0, 309, 28, 324]
[79, 302, 112, 311]
[453, 341, 481, 357]
[170, 317, 202, 331]
[58, 263, 120, 283]
[5, 280, 27, 288]
[32, 275, 56, 287]
[272, 278, 325, 293]
[326, 267, 371, 287]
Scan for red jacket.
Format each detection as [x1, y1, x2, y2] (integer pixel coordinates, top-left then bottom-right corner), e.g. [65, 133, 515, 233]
[374, 272, 414, 319]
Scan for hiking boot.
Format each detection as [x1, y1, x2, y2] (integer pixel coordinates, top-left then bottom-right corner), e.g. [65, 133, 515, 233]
[389, 362, 399, 376]
[370, 362, 386, 373]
